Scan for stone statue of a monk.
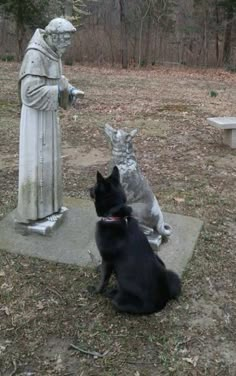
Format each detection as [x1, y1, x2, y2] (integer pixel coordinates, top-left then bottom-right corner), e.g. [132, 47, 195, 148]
[16, 18, 83, 233]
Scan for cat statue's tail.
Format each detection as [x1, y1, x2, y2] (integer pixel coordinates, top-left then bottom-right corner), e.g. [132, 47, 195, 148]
[153, 196, 172, 237]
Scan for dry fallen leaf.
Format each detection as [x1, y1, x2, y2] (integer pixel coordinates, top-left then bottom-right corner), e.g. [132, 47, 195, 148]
[174, 197, 185, 203]
[36, 301, 44, 310]
[183, 355, 199, 367]
[55, 354, 63, 372]
[0, 306, 10, 316]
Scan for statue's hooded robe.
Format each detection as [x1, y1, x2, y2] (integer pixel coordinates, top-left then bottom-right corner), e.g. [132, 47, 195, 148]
[17, 29, 63, 223]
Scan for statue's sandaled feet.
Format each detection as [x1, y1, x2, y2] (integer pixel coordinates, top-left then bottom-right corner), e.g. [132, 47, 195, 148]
[147, 233, 162, 250]
[140, 224, 154, 236]
[47, 213, 61, 222]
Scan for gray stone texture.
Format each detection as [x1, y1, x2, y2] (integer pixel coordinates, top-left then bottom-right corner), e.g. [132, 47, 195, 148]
[104, 124, 171, 245]
[207, 117, 236, 129]
[207, 117, 236, 148]
[0, 198, 203, 276]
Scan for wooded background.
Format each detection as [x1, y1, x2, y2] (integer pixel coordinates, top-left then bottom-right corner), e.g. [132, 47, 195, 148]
[0, 0, 236, 68]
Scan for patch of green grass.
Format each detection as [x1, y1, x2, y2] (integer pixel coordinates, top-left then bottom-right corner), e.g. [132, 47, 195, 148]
[209, 90, 218, 97]
[157, 104, 190, 112]
[1, 54, 15, 62]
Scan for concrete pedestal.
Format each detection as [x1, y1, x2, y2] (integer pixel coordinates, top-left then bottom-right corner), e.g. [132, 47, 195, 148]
[0, 198, 203, 276]
[207, 117, 236, 148]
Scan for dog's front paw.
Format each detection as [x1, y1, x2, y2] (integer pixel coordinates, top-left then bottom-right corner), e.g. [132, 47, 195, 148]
[87, 285, 97, 294]
[104, 287, 118, 299]
[87, 284, 104, 295]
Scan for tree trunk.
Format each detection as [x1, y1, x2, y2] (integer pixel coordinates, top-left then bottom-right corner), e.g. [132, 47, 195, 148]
[65, 0, 73, 17]
[138, 1, 151, 67]
[138, 18, 144, 67]
[223, 4, 234, 66]
[153, 26, 158, 65]
[17, 36, 23, 62]
[130, 29, 138, 66]
[143, 12, 152, 66]
[215, 0, 220, 64]
[203, 2, 208, 66]
[16, 20, 25, 61]
[107, 31, 115, 67]
[119, 0, 128, 69]
[159, 32, 163, 63]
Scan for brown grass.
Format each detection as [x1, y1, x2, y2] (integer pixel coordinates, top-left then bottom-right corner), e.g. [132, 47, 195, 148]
[0, 62, 236, 375]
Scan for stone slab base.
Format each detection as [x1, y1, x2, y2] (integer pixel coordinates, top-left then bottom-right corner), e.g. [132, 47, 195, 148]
[0, 198, 203, 276]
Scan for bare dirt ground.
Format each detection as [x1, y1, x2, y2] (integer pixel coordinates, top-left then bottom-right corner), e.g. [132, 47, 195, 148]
[0, 62, 236, 375]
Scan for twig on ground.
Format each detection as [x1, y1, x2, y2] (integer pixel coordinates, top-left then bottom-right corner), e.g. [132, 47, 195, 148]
[9, 360, 17, 376]
[46, 287, 63, 299]
[125, 360, 156, 366]
[216, 369, 227, 376]
[175, 337, 193, 351]
[88, 250, 99, 266]
[69, 343, 109, 358]
[174, 336, 204, 351]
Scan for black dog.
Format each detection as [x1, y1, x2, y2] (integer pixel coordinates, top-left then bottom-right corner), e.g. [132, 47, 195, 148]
[90, 166, 181, 314]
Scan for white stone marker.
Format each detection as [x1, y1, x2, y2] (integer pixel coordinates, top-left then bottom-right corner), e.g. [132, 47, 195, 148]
[207, 117, 236, 148]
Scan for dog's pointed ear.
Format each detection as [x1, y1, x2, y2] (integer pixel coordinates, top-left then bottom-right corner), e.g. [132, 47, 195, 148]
[97, 171, 105, 183]
[111, 166, 120, 183]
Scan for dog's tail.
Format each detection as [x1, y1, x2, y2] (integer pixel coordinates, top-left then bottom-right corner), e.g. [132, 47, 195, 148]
[166, 270, 181, 300]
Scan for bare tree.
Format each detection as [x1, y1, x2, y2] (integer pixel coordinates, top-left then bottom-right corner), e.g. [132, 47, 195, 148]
[214, 0, 220, 63]
[0, 0, 50, 60]
[221, 0, 234, 65]
[119, 0, 128, 68]
[1, 0, 236, 68]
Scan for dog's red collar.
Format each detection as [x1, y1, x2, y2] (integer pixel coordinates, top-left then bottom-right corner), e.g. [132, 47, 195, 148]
[101, 216, 128, 223]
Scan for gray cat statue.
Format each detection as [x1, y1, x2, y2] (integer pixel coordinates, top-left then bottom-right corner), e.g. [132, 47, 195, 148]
[104, 123, 171, 250]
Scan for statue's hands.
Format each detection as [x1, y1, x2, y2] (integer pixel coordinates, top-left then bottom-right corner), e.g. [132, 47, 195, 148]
[58, 78, 84, 109]
[69, 87, 84, 106]
[70, 88, 85, 99]
[58, 75, 69, 91]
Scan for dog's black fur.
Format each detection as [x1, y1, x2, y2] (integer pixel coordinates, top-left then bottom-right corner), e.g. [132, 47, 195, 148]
[90, 166, 181, 314]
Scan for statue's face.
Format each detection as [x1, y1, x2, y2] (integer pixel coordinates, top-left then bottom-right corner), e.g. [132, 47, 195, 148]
[46, 32, 72, 56]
